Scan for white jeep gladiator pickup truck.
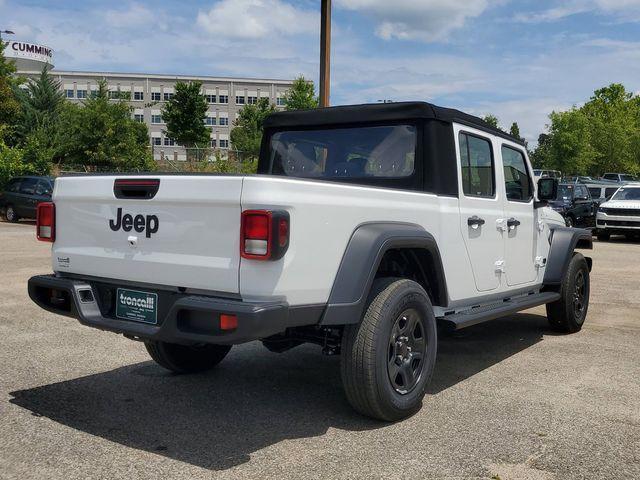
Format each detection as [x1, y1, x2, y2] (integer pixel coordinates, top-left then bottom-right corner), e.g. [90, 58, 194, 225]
[29, 102, 593, 421]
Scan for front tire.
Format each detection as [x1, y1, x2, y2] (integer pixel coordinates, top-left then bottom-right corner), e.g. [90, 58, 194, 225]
[565, 216, 574, 228]
[4, 205, 19, 223]
[341, 278, 437, 422]
[546, 253, 590, 333]
[145, 341, 231, 373]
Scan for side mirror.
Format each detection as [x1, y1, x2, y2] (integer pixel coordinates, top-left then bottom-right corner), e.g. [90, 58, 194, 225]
[537, 177, 558, 204]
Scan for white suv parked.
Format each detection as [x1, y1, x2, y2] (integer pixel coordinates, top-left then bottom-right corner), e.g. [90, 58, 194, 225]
[596, 183, 640, 240]
[28, 102, 593, 421]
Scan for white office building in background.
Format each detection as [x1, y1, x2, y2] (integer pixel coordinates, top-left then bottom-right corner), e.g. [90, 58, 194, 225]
[8, 40, 294, 161]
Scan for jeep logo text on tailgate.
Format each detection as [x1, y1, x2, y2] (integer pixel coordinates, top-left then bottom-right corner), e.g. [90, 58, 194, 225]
[109, 208, 159, 238]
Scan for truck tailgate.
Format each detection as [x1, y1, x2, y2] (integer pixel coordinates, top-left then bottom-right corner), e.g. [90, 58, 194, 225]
[52, 175, 243, 294]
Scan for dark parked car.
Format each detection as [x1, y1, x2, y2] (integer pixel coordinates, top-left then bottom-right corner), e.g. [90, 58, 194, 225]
[0, 176, 54, 222]
[548, 183, 597, 228]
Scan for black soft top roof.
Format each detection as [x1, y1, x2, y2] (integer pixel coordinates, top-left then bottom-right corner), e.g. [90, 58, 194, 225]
[264, 101, 522, 144]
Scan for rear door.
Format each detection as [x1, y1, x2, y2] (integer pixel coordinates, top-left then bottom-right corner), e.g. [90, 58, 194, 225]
[53, 175, 244, 294]
[455, 126, 504, 292]
[17, 178, 39, 217]
[501, 144, 537, 286]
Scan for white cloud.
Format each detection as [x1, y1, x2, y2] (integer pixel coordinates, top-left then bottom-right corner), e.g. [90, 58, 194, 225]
[514, 0, 640, 23]
[197, 0, 318, 39]
[105, 4, 160, 29]
[335, 0, 497, 42]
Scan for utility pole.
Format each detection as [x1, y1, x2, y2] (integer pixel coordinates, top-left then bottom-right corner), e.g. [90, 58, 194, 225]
[319, 0, 331, 107]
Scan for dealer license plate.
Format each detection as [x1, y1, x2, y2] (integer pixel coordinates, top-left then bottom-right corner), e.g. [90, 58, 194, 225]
[116, 288, 158, 324]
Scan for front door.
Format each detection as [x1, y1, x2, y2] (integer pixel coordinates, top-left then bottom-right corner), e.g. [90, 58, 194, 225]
[455, 127, 504, 292]
[501, 144, 538, 286]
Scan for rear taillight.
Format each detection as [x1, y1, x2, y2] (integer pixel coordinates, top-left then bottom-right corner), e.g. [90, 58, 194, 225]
[37, 202, 55, 242]
[240, 210, 290, 260]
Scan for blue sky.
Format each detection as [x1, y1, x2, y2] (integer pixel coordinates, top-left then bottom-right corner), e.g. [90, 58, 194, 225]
[3, 0, 640, 143]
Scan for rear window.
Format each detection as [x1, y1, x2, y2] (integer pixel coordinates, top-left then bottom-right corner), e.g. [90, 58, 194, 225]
[269, 124, 416, 179]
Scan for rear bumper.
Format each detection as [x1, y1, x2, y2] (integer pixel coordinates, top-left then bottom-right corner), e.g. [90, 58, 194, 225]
[28, 274, 323, 345]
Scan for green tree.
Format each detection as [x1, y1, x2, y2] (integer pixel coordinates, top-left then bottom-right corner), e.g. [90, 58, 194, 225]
[531, 83, 640, 176]
[284, 75, 318, 111]
[483, 114, 499, 129]
[0, 37, 21, 142]
[230, 97, 276, 159]
[16, 66, 65, 137]
[161, 80, 209, 159]
[57, 80, 154, 171]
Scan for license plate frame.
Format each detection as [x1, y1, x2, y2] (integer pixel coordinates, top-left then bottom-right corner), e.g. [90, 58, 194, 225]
[115, 288, 158, 325]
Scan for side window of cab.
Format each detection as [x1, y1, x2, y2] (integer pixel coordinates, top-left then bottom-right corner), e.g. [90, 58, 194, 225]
[458, 132, 495, 197]
[501, 145, 532, 202]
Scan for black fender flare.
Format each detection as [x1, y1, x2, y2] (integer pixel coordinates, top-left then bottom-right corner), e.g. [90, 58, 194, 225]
[320, 222, 448, 326]
[543, 226, 593, 286]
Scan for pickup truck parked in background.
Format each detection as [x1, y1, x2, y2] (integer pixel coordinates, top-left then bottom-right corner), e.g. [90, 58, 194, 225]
[28, 102, 593, 421]
[596, 183, 640, 241]
[601, 173, 637, 182]
[548, 183, 597, 228]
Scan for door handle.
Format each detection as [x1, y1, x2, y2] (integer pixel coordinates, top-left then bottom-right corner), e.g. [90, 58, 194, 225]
[507, 218, 521, 230]
[467, 216, 486, 228]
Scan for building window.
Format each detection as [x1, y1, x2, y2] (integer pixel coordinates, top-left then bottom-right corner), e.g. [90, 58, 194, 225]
[218, 95, 228, 104]
[151, 114, 162, 124]
[134, 114, 144, 123]
[219, 139, 229, 149]
[163, 92, 174, 101]
[205, 94, 216, 103]
[247, 96, 257, 105]
[152, 137, 162, 146]
[210, 139, 217, 148]
[219, 117, 229, 126]
[205, 116, 216, 126]
[164, 137, 175, 146]
[108, 90, 120, 99]
[151, 92, 161, 101]
[76, 89, 87, 99]
[65, 89, 74, 99]
[235, 95, 245, 105]
[134, 91, 144, 101]
[276, 97, 286, 106]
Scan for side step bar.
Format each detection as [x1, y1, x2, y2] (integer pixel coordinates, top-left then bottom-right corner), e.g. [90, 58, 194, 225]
[439, 291, 561, 330]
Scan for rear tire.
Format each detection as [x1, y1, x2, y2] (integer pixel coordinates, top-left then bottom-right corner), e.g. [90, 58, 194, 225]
[597, 231, 610, 241]
[4, 205, 19, 223]
[341, 278, 437, 422]
[565, 216, 574, 228]
[145, 341, 231, 373]
[546, 253, 590, 333]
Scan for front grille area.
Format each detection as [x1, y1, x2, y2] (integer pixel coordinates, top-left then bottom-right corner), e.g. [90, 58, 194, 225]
[600, 208, 640, 216]
[599, 219, 640, 227]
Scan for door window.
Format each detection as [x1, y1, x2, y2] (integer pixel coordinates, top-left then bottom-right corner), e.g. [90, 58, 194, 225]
[19, 178, 38, 195]
[459, 132, 494, 197]
[501, 146, 532, 202]
[7, 178, 22, 192]
[575, 185, 589, 200]
[588, 187, 601, 198]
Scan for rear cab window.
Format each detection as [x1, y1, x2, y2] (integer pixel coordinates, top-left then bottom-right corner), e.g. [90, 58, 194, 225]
[269, 124, 416, 180]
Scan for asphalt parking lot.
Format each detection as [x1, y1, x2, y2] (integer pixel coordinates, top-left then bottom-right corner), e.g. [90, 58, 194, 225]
[0, 221, 638, 480]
